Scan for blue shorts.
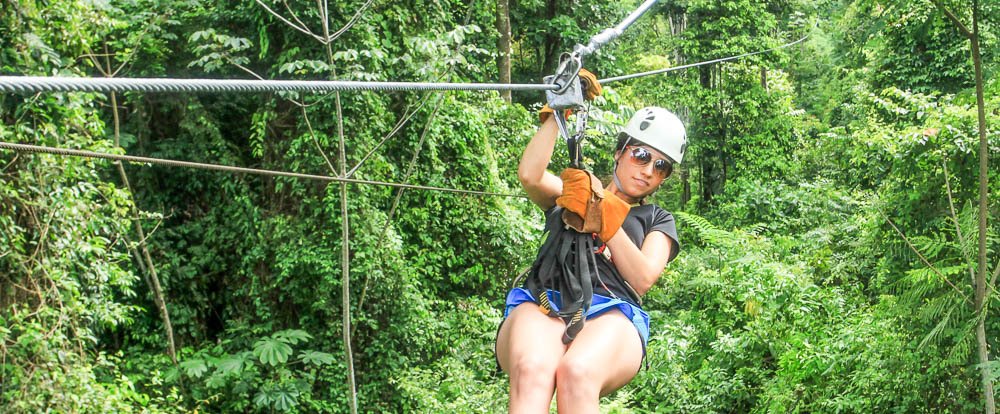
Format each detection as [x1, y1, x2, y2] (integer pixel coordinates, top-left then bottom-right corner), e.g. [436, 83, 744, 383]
[503, 287, 650, 349]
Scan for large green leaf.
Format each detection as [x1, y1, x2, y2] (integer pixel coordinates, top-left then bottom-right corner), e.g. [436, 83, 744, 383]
[274, 329, 312, 345]
[253, 338, 293, 366]
[215, 352, 249, 375]
[180, 358, 209, 378]
[299, 350, 335, 367]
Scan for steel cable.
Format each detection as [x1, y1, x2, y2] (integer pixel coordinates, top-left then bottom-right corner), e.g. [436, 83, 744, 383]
[600, 36, 808, 84]
[0, 76, 558, 94]
[576, 0, 659, 56]
[0, 38, 806, 94]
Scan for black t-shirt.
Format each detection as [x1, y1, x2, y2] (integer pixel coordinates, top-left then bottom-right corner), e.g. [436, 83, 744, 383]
[540, 204, 681, 307]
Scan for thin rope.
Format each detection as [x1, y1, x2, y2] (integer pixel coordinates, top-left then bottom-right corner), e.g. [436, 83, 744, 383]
[599, 36, 808, 84]
[0, 76, 558, 94]
[0, 141, 526, 198]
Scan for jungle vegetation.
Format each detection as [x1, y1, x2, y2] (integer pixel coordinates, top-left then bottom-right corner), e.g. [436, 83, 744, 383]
[1, 0, 998, 412]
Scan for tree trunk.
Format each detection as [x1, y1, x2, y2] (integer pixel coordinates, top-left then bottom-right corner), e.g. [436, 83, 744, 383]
[970, 3, 995, 412]
[541, 0, 562, 77]
[681, 169, 691, 208]
[929, 1, 994, 411]
[97, 40, 178, 366]
[496, 0, 512, 102]
[697, 65, 727, 205]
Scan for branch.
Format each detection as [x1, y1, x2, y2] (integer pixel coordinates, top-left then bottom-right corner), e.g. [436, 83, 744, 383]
[325, 0, 376, 43]
[929, 0, 973, 38]
[346, 92, 436, 177]
[943, 159, 978, 286]
[255, 0, 327, 43]
[282, 0, 314, 34]
[300, 105, 338, 176]
[882, 212, 973, 305]
[992, 256, 1000, 288]
[112, 20, 156, 77]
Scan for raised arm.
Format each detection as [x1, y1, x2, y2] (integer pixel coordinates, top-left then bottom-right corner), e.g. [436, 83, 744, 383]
[517, 115, 564, 210]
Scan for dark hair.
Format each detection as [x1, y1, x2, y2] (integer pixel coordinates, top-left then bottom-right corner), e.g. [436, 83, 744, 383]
[615, 132, 648, 153]
[609, 133, 653, 205]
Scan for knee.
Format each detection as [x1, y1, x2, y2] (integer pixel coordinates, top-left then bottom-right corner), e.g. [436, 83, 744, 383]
[509, 353, 558, 390]
[555, 356, 600, 398]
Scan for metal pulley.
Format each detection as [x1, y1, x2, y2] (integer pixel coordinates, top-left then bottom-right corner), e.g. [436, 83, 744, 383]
[543, 51, 593, 169]
[543, 52, 585, 110]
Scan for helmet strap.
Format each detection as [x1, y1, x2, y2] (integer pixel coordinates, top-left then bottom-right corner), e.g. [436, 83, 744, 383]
[612, 136, 644, 203]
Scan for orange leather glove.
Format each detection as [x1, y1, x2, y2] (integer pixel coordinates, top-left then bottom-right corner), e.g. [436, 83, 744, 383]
[578, 68, 602, 101]
[539, 104, 573, 123]
[556, 168, 631, 242]
[597, 191, 630, 242]
[556, 168, 597, 218]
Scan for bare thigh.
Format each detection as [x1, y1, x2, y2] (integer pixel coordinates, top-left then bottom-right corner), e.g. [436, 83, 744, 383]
[561, 309, 644, 396]
[495, 302, 567, 372]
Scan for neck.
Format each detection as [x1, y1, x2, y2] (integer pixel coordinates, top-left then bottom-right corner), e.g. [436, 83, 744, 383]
[607, 183, 641, 205]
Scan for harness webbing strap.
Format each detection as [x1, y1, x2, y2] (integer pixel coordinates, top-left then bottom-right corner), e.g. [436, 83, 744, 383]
[525, 212, 597, 344]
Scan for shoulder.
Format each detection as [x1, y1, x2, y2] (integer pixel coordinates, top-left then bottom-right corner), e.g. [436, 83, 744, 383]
[628, 204, 675, 225]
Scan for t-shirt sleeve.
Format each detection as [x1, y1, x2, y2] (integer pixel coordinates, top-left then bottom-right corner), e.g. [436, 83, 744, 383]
[649, 207, 681, 263]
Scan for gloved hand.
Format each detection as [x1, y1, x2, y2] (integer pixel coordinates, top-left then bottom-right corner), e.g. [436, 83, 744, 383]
[578, 68, 602, 101]
[596, 191, 629, 242]
[556, 168, 631, 241]
[538, 104, 561, 123]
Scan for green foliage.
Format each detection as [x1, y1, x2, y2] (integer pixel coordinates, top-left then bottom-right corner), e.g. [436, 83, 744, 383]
[1, 0, 998, 412]
[169, 329, 336, 413]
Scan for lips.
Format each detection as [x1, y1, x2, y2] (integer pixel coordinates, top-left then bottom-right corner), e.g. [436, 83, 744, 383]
[632, 177, 650, 189]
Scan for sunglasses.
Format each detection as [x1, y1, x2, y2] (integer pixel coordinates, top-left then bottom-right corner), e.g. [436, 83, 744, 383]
[626, 146, 673, 178]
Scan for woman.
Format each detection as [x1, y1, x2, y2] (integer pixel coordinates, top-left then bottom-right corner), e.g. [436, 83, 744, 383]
[495, 102, 686, 413]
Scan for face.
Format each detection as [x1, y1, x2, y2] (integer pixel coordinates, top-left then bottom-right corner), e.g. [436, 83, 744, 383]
[613, 145, 674, 199]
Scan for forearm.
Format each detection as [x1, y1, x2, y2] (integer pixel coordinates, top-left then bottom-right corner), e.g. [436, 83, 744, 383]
[518, 117, 562, 208]
[605, 230, 672, 295]
[518, 117, 559, 184]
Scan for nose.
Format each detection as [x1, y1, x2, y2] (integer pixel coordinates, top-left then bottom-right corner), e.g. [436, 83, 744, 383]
[638, 162, 656, 177]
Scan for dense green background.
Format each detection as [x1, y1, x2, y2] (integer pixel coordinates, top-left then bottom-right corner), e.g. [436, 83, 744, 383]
[1, 0, 998, 412]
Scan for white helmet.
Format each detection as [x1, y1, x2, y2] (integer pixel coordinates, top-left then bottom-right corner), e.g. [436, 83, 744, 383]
[620, 107, 687, 164]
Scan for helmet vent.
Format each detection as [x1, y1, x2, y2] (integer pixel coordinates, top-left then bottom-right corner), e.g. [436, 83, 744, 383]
[639, 113, 657, 131]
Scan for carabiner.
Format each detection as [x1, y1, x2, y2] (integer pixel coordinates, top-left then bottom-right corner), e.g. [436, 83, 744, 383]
[543, 53, 585, 111]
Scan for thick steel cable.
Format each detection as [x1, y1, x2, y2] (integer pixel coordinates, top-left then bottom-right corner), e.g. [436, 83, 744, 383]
[599, 36, 808, 84]
[577, 0, 659, 56]
[0, 37, 806, 94]
[0, 76, 558, 94]
[0, 141, 525, 198]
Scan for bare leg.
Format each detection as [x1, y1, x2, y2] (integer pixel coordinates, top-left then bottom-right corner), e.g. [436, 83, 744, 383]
[554, 310, 644, 414]
[496, 302, 568, 413]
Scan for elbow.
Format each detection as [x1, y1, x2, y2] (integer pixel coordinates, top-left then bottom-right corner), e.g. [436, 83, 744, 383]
[631, 269, 663, 296]
[632, 279, 655, 297]
[517, 166, 539, 188]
